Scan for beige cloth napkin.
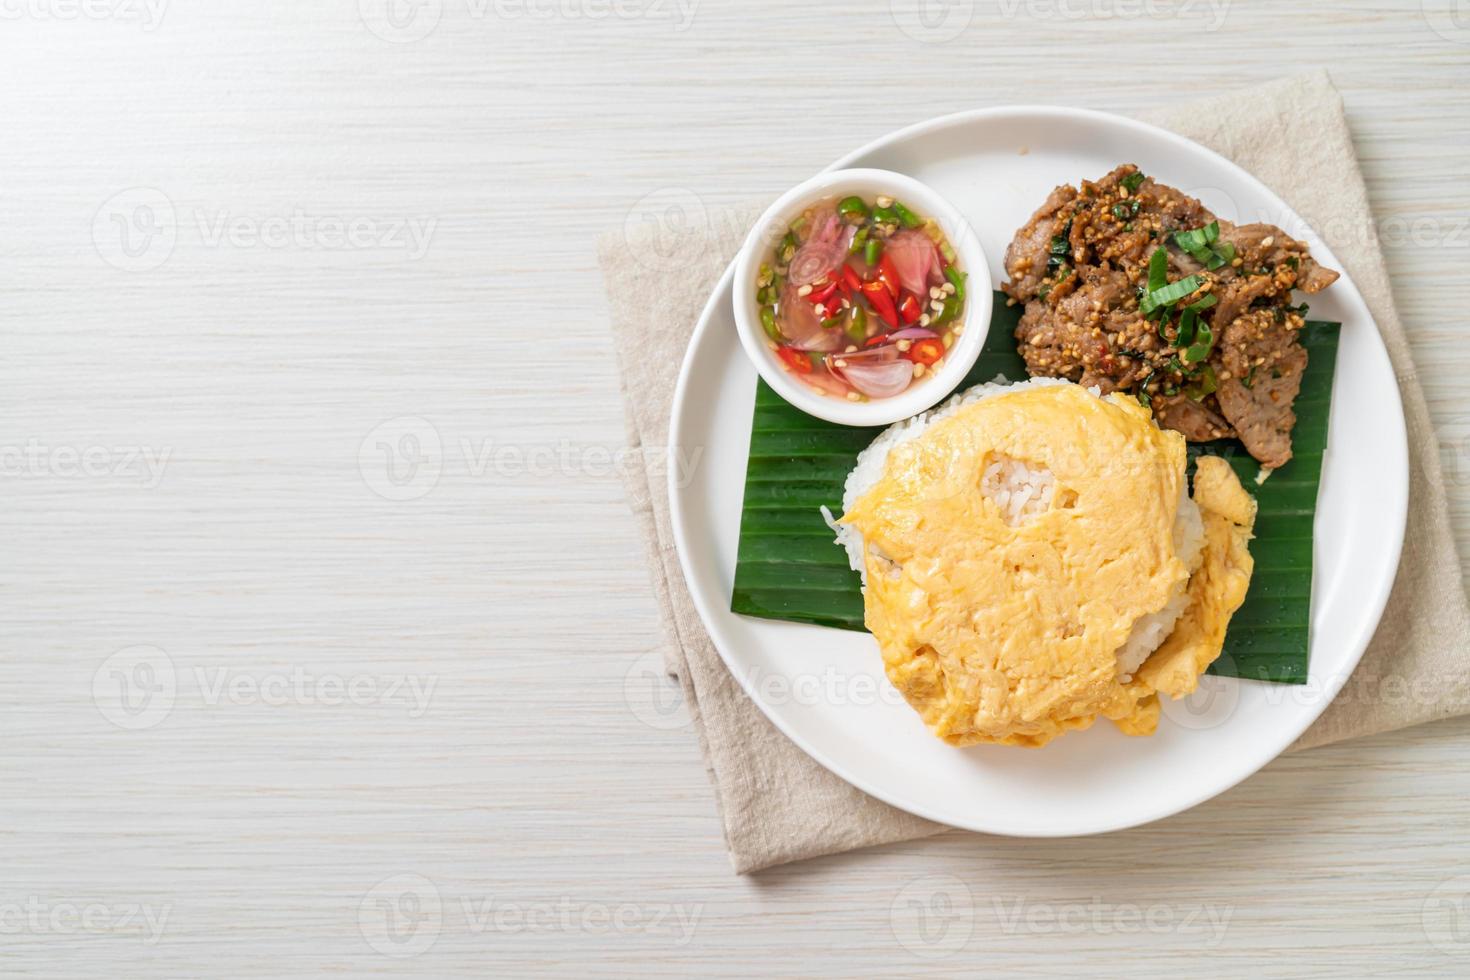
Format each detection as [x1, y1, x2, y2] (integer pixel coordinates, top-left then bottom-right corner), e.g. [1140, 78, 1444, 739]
[599, 71, 1470, 874]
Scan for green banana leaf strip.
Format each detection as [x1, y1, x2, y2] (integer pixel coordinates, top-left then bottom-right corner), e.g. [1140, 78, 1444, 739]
[730, 292, 1340, 685]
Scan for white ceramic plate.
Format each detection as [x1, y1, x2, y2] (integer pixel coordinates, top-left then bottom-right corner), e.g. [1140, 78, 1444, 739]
[667, 106, 1408, 837]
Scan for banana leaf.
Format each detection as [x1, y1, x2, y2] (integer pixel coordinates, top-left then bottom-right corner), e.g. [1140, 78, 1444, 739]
[730, 292, 1338, 684]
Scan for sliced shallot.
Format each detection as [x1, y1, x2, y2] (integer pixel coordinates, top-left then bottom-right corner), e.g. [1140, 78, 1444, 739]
[776, 283, 824, 343]
[792, 327, 846, 353]
[827, 346, 914, 399]
[886, 326, 940, 342]
[885, 229, 941, 295]
[789, 243, 846, 287]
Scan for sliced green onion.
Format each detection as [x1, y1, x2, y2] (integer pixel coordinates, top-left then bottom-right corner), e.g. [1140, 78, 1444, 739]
[1175, 307, 1197, 348]
[1047, 220, 1073, 273]
[1173, 223, 1238, 270]
[1174, 221, 1219, 253]
[1147, 247, 1168, 293]
[1187, 293, 1218, 313]
[1182, 321, 1215, 364]
[892, 201, 922, 229]
[1122, 171, 1146, 192]
[1186, 363, 1219, 401]
[1137, 368, 1156, 407]
[836, 196, 869, 223]
[1141, 273, 1204, 315]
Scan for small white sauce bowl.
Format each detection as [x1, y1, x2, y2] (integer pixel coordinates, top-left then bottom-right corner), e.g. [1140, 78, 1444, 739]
[733, 168, 991, 427]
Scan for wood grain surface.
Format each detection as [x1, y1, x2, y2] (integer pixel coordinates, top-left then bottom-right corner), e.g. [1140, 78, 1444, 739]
[2, 1, 1469, 975]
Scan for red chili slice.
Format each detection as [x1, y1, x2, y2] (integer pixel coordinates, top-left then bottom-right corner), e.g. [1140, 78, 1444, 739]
[897, 292, 922, 326]
[876, 253, 902, 299]
[906, 337, 945, 366]
[860, 281, 899, 329]
[807, 280, 839, 305]
[776, 346, 813, 375]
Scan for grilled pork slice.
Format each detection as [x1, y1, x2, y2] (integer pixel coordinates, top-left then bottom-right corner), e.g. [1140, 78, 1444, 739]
[1003, 163, 1337, 466]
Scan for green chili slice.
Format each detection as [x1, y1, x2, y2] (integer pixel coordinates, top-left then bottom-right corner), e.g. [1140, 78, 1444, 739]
[864, 238, 882, 267]
[892, 201, 922, 229]
[760, 306, 781, 342]
[944, 266, 966, 303]
[836, 196, 869, 223]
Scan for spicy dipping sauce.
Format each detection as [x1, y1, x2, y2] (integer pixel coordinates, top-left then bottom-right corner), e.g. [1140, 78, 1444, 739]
[753, 194, 967, 402]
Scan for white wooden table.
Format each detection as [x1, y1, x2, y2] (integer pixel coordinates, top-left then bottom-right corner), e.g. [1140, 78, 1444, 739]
[4, 2, 1469, 975]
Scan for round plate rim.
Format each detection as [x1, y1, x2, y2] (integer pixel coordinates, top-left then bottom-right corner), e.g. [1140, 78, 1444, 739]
[665, 104, 1409, 837]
